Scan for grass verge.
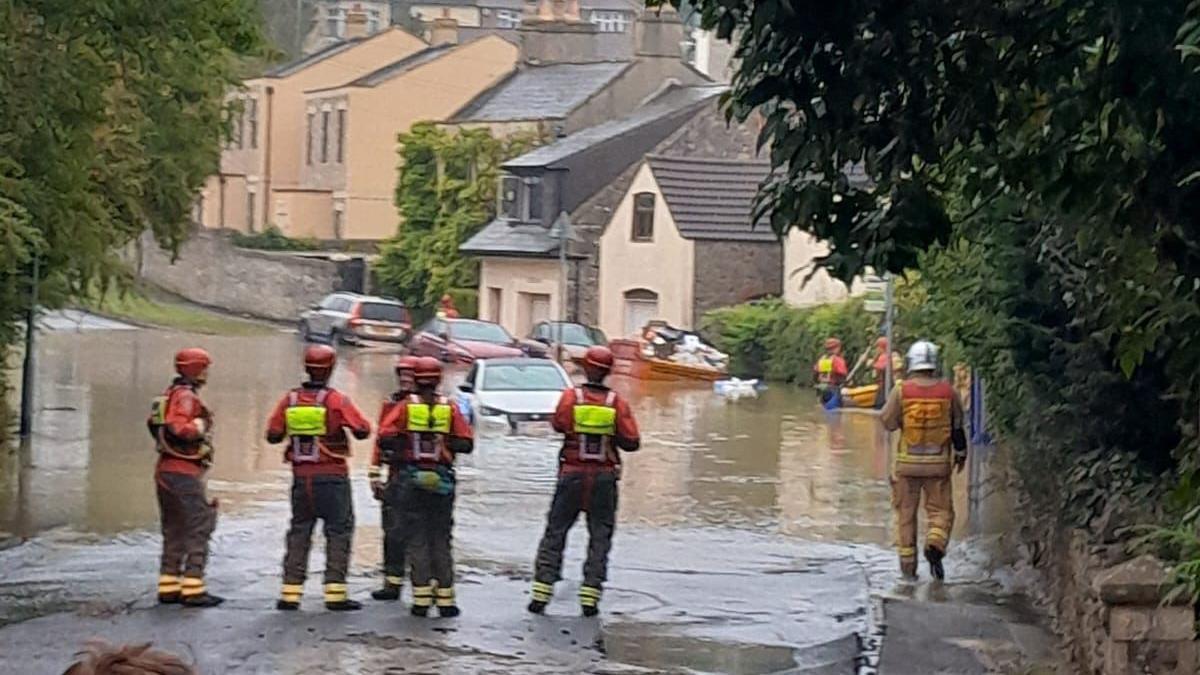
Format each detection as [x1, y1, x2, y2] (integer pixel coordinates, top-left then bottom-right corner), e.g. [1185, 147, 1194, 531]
[80, 287, 278, 337]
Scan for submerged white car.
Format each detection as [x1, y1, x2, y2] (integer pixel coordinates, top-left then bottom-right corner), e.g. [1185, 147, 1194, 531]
[458, 358, 571, 430]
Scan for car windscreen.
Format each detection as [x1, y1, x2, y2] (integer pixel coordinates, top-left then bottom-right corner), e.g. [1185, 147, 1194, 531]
[482, 363, 568, 391]
[359, 303, 407, 323]
[554, 323, 606, 346]
[449, 321, 512, 344]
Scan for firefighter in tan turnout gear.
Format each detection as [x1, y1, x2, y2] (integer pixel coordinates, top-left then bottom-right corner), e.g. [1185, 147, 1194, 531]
[880, 340, 967, 581]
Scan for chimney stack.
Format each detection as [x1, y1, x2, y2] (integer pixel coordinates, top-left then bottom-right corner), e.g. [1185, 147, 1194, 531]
[635, 6, 685, 59]
[430, 9, 459, 45]
[344, 9, 369, 40]
[519, 0, 600, 65]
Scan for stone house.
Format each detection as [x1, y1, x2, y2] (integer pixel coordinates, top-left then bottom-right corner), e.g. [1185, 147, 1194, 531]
[197, 24, 427, 235]
[447, 3, 710, 138]
[305, 0, 393, 54]
[460, 84, 769, 337]
[295, 34, 518, 239]
[596, 156, 780, 337]
[407, 0, 641, 59]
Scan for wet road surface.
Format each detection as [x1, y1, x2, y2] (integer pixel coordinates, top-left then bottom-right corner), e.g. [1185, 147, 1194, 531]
[0, 330, 1053, 673]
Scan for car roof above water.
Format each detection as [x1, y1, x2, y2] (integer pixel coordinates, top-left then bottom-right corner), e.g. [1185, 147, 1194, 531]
[479, 357, 560, 366]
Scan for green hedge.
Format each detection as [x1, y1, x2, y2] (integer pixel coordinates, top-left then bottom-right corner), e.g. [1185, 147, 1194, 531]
[700, 298, 880, 381]
[230, 226, 320, 251]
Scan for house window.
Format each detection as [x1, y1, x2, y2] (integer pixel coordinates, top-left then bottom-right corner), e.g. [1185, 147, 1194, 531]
[632, 192, 655, 241]
[525, 177, 542, 222]
[247, 97, 258, 149]
[234, 105, 244, 149]
[496, 9, 521, 28]
[306, 112, 314, 165]
[327, 7, 344, 37]
[623, 288, 659, 336]
[590, 10, 628, 33]
[321, 110, 330, 163]
[499, 175, 521, 220]
[336, 109, 346, 163]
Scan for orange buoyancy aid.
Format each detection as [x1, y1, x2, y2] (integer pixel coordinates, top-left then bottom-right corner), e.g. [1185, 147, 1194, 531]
[895, 380, 955, 476]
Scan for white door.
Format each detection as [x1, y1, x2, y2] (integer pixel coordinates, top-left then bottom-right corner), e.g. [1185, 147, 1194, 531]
[623, 297, 659, 337]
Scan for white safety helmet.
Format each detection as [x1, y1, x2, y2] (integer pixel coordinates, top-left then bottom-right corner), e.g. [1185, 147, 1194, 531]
[906, 340, 939, 373]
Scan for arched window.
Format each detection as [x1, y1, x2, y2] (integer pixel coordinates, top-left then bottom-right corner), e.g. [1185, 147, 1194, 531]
[632, 192, 655, 241]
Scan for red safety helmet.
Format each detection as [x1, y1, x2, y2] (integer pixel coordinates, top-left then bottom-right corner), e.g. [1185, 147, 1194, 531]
[174, 348, 212, 380]
[584, 346, 614, 371]
[876, 337, 889, 350]
[824, 337, 842, 351]
[413, 356, 443, 384]
[304, 344, 337, 375]
[395, 355, 419, 375]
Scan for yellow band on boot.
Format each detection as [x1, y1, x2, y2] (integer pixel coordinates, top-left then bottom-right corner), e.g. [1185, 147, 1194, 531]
[158, 575, 182, 594]
[281, 583, 303, 602]
[531, 581, 553, 603]
[927, 528, 948, 547]
[412, 585, 434, 608]
[324, 583, 348, 602]
[436, 586, 456, 607]
[579, 585, 602, 607]
[181, 577, 206, 597]
[385, 576, 404, 586]
[897, 546, 917, 558]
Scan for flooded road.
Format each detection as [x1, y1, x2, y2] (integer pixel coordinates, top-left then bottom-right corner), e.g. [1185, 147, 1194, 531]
[0, 329, 1049, 674]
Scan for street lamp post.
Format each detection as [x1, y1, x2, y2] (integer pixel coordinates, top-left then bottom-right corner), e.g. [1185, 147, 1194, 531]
[19, 256, 39, 439]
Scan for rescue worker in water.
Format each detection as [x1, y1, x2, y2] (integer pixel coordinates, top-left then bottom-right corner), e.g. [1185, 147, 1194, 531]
[148, 348, 223, 607]
[377, 357, 474, 617]
[368, 355, 418, 602]
[528, 345, 641, 617]
[266, 345, 372, 611]
[880, 340, 967, 581]
[813, 337, 849, 403]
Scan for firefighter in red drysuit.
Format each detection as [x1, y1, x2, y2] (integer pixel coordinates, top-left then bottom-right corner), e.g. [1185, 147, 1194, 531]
[266, 345, 371, 611]
[368, 355, 418, 601]
[148, 348, 223, 607]
[436, 294, 460, 319]
[813, 337, 849, 405]
[377, 357, 474, 617]
[528, 346, 641, 617]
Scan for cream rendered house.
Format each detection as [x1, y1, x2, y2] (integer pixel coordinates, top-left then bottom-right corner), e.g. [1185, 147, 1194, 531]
[198, 25, 427, 235]
[597, 156, 782, 338]
[297, 33, 519, 239]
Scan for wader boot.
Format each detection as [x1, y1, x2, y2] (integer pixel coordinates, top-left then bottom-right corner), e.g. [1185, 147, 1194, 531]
[892, 475, 954, 581]
[278, 475, 360, 611]
[531, 472, 618, 616]
[157, 472, 222, 607]
[407, 489, 457, 618]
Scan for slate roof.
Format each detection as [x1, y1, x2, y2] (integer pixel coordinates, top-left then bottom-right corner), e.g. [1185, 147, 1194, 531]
[346, 43, 458, 87]
[416, 0, 639, 10]
[646, 155, 775, 242]
[265, 37, 367, 78]
[457, 222, 569, 257]
[504, 84, 724, 169]
[451, 62, 632, 122]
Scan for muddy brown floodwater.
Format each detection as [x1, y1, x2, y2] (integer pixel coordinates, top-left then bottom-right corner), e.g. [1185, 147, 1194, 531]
[0, 328, 1044, 674]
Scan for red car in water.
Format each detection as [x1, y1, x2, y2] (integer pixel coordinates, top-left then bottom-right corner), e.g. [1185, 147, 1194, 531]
[409, 317, 548, 364]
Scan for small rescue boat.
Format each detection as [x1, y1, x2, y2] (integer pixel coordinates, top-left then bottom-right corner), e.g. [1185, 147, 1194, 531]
[840, 384, 879, 408]
[609, 339, 726, 382]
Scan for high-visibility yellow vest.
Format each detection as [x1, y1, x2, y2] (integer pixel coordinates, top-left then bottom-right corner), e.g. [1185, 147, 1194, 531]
[286, 389, 330, 463]
[573, 388, 616, 462]
[406, 396, 452, 463]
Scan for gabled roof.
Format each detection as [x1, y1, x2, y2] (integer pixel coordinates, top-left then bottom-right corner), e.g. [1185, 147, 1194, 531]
[415, 0, 639, 9]
[346, 43, 459, 87]
[646, 155, 775, 242]
[265, 37, 369, 78]
[451, 62, 632, 123]
[457, 222, 564, 256]
[505, 84, 724, 169]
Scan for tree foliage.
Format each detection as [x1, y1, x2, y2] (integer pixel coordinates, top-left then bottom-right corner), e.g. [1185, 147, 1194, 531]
[679, 0, 1200, 562]
[375, 123, 539, 318]
[0, 0, 264, 348]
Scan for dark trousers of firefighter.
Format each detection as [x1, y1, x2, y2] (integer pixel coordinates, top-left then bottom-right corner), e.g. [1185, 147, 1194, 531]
[380, 472, 409, 581]
[892, 474, 954, 573]
[534, 471, 618, 588]
[283, 475, 354, 585]
[157, 471, 217, 578]
[400, 487, 455, 589]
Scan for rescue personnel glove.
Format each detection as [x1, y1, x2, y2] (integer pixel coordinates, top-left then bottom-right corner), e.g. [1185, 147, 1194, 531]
[954, 453, 967, 474]
[194, 418, 209, 435]
[370, 479, 384, 500]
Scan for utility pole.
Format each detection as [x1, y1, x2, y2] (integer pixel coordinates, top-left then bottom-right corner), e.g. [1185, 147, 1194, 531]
[19, 256, 39, 438]
[553, 212, 569, 365]
[883, 273, 895, 394]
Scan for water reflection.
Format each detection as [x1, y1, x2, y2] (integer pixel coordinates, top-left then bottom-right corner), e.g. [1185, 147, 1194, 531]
[0, 330, 984, 548]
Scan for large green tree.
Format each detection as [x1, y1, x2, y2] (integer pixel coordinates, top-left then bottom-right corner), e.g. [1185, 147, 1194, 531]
[0, 0, 264, 347]
[677, 0, 1200, 530]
